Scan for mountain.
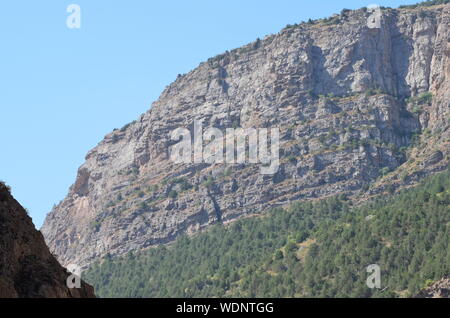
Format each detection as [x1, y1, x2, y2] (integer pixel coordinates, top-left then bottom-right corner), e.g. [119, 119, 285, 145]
[42, 2, 450, 270]
[84, 168, 449, 298]
[0, 182, 95, 298]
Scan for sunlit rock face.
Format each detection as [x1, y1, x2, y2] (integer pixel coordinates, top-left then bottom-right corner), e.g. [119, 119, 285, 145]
[42, 4, 450, 270]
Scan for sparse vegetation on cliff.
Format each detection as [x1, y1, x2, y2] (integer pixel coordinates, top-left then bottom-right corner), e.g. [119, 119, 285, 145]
[400, 0, 450, 9]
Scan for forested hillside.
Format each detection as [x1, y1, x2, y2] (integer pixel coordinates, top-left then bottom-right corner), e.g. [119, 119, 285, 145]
[84, 167, 450, 298]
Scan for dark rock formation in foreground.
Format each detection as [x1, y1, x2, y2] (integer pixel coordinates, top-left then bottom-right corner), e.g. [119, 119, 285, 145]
[0, 182, 95, 298]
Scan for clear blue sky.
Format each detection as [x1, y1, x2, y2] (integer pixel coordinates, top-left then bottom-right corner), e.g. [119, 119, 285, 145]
[0, 0, 419, 228]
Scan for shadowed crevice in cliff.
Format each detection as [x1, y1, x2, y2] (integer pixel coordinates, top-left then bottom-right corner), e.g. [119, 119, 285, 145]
[207, 190, 222, 222]
[311, 45, 345, 96]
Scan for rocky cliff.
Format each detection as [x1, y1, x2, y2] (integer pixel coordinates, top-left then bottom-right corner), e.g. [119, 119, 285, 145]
[42, 3, 450, 270]
[0, 182, 95, 297]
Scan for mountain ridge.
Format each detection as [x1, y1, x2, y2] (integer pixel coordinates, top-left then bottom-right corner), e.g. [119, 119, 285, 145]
[42, 2, 450, 270]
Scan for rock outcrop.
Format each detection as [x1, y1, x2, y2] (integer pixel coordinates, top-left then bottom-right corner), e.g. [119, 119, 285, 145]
[42, 3, 450, 269]
[415, 277, 450, 298]
[0, 182, 95, 298]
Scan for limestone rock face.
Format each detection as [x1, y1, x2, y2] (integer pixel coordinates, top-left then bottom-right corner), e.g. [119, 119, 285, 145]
[0, 183, 95, 298]
[42, 4, 450, 269]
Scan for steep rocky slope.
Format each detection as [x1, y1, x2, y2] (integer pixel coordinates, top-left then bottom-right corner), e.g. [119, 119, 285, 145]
[42, 3, 450, 269]
[0, 182, 95, 297]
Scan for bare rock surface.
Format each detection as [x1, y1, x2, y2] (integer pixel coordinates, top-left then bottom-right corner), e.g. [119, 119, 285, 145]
[415, 277, 450, 298]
